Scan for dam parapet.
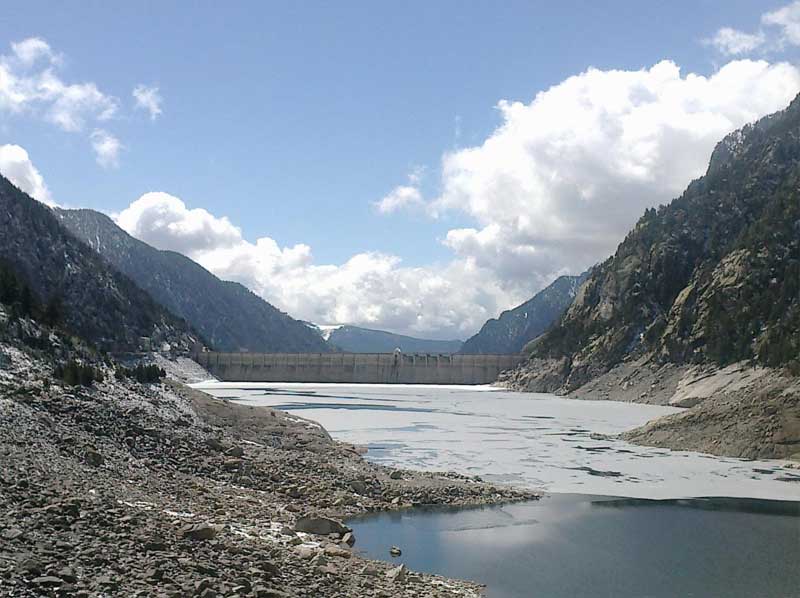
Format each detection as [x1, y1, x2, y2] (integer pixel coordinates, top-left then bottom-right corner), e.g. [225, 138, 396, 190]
[195, 351, 525, 385]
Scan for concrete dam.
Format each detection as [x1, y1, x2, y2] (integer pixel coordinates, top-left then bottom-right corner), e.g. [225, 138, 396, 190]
[195, 351, 526, 385]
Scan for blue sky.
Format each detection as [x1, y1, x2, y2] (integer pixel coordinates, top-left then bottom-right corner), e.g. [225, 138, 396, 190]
[1, 1, 799, 338]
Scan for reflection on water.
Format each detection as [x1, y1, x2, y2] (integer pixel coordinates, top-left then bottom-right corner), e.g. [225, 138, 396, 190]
[349, 494, 800, 598]
[194, 382, 800, 500]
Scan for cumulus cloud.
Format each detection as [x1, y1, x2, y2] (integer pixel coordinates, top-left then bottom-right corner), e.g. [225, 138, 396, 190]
[423, 59, 800, 285]
[116, 192, 243, 255]
[116, 59, 800, 339]
[374, 168, 426, 214]
[132, 85, 163, 120]
[0, 144, 54, 205]
[114, 190, 514, 338]
[375, 184, 424, 214]
[90, 129, 122, 168]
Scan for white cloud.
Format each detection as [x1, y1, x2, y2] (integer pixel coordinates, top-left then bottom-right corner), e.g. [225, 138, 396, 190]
[375, 184, 424, 214]
[375, 167, 426, 214]
[763, 0, 800, 46]
[116, 192, 243, 255]
[706, 1, 800, 56]
[10, 37, 59, 67]
[0, 144, 55, 206]
[115, 59, 800, 339]
[0, 37, 123, 165]
[424, 59, 800, 285]
[114, 191, 514, 338]
[132, 84, 162, 120]
[90, 129, 122, 168]
[705, 27, 765, 55]
[0, 38, 118, 131]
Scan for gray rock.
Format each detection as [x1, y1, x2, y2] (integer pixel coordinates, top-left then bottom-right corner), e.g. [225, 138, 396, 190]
[386, 564, 407, 582]
[178, 523, 219, 541]
[84, 448, 104, 467]
[349, 480, 367, 494]
[293, 516, 350, 536]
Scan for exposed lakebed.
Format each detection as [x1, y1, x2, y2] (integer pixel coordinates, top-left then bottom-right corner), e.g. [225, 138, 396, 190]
[193, 382, 800, 500]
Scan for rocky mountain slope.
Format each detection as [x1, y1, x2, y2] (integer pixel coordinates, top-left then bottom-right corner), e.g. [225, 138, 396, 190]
[315, 324, 463, 353]
[503, 93, 800, 394]
[460, 272, 589, 355]
[0, 176, 196, 352]
[56, 208, 331, 354]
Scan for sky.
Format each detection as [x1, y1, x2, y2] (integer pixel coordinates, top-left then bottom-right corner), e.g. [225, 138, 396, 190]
[1, 1, 800, 339]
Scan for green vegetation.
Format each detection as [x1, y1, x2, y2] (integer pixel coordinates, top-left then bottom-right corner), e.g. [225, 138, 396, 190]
[115, 363, 166, 383]
[54, 360, 104, 387]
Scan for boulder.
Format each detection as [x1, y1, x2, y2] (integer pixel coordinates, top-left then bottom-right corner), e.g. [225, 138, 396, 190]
[84, 449, 104, 467]
[293, 516, 350, 536]
[386, 564, 407, 582]
[349, 480, 368, 494]
[178, 523, 220, 541]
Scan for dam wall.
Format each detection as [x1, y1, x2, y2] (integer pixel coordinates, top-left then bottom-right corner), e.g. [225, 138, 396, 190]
[195, 352, 525, 385]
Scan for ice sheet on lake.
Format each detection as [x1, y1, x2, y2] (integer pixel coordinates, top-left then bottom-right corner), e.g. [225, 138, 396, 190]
[193, 382, 800, 501]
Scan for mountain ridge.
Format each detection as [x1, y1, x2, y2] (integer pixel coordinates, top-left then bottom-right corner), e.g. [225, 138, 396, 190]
[0, 176, 198, 352]
[501, 93, 800, 393]
[459, 271, 590, 355]
[56, 208, 332, 354]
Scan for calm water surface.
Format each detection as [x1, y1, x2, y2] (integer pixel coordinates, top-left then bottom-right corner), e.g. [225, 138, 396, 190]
[349, 494, 800, 598]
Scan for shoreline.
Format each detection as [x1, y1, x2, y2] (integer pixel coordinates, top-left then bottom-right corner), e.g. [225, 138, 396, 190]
[0, 346, 537, 597]
[500, 356, 800, 462]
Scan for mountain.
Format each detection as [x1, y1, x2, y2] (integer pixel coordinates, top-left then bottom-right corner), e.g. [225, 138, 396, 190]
[313, 324, 463, 353]
[56, 208, 331, 354]
[459, 272, 590, 354]
[0, 176, 197, 351]
[502, 93, 800, 393]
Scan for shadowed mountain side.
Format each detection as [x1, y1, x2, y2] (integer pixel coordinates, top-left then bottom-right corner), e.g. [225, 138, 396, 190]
[56, 208, 331, 354]
[0, 175, 197, 351]
[460, 272, 590, 355]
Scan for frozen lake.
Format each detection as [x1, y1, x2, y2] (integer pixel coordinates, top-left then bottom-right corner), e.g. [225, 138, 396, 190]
[192, 382, 800, 500]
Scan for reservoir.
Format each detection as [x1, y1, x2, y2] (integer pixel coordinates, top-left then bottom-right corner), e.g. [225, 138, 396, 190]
[194, 382, 800, 597]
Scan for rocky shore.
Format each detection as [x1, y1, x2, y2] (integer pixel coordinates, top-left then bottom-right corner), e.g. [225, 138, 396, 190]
[500, 354, 800, 461]
[0, 344, 537, 597]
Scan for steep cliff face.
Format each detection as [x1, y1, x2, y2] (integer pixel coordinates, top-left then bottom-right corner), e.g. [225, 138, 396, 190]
[0, 176, 197, 351]
[56, 208, 331, 354]
[459, 272, 589, 355]
[503, 93, 800, 392]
